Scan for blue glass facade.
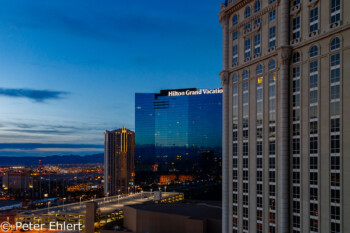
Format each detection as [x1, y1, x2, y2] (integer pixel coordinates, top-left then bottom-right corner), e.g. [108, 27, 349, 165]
[135, 88, 222, 171]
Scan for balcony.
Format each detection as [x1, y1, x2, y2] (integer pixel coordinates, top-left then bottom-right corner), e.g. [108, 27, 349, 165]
[252, 23, 261, 32]
[309, 30, 319, 38]
[232, 62, 239, 68]
[308, 0, 319, 7]
[329, 21, 341, 30]
[268, 46, 276, 53]
[290, 38, 301, 45]
[253, 53, 261, 59]
[243, 27, 252, 36]
[244, 57, 251, 63]
[290, 3, 301, 15]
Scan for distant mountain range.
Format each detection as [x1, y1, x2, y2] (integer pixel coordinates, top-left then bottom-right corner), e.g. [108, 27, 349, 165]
[0, 153, 104, 166]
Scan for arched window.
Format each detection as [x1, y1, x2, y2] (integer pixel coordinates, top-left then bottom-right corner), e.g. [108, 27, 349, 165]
[309, 45, 319, 58]
[245, 7, 251, 18]
[233, 14, 238, 26]
[293, 52, 300, 63]
[243, 70, 249, 80]
[269, 59, 276, 71]
[233, 73, 238, 83]
[254, 0, 261, 13]
[256, 64, 263, 75]
[330, 37, 340, 51]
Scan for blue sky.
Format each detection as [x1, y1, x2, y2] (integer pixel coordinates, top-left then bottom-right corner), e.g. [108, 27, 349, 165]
[0, 0, 222, 157]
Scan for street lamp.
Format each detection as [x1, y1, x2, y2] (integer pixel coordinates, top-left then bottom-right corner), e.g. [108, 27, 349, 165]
[47, 201, 51, 214]
[80, 196, 83, 207]
[63, 198, 66, 211]
[117, 190, 120, 204]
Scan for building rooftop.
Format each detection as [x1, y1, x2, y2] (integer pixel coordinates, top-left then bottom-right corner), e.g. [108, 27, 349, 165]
[126, 202, 222, 220]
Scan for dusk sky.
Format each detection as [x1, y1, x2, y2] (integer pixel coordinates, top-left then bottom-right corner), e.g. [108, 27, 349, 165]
[0, 0, 222, 157]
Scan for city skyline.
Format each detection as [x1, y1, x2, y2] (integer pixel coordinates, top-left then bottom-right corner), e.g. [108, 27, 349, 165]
[0, 0, 222, 157]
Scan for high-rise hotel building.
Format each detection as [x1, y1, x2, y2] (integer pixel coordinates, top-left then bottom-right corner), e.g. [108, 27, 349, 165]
[219, 0, 350, 232]
[104, 127, 135, 195]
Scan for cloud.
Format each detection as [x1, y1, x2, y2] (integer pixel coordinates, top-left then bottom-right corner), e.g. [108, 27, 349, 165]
[0, 88, 68, 102]
[0, 143, 104, 150]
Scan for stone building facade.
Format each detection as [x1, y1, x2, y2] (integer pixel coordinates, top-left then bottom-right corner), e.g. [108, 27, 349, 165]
[219, 0, 350, 232]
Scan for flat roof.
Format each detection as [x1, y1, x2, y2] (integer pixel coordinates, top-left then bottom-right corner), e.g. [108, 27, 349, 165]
[126, 202, 222, 220]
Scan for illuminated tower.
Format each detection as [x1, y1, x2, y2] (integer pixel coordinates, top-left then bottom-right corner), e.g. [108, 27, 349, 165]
[104, 127, 135, 196]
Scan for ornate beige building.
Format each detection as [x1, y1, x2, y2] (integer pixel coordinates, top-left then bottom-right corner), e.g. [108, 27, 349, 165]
[219, 0, 350, 232]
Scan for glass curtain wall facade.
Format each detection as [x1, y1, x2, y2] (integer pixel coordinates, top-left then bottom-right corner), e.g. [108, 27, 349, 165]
[135, 88, 222, 172]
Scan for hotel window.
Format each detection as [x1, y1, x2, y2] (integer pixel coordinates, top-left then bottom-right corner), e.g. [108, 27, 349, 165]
[254, 0, 261, 12]
[254, 34, 261, 54]
[243, 70, 249, 80]
[233, 31, 238, 41]
[233, 73, 238, 83]
[293, 215, 301, 228]
[293, 186, 300, 199]
[245, 23, 251, 30]
[310, 45, 319, 58]
[293, 138, 300, 154]
[245, 38, 251, 58]
[254, 18, 261, 25]
[330, 37, 341, 51]
[310, 219, 318, 232]
[269, 0, 276, 3]
[292, 16, 301, 40]
[331, 0, 340, 23]
[331, 223, 340, 233]
[293, 52, 300, 63]
[257, 64, 263, 76]
[269, 10, 276, 22]
[269, 26, 276, 48]
[331, 189, 340, 203]
[310, 8, 319, 33]
[293, 201, 300, 213]
[245, 6, 251, 18]
[233, 14, 238, 26]
[233, 45, 238, 64]
[269, 59, 276, 71]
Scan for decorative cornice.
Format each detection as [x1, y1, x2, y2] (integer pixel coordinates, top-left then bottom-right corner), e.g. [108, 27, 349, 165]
[229, 51, 278, 73]
[229, 1, 279, 32]
[292, 23, 350, 50]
